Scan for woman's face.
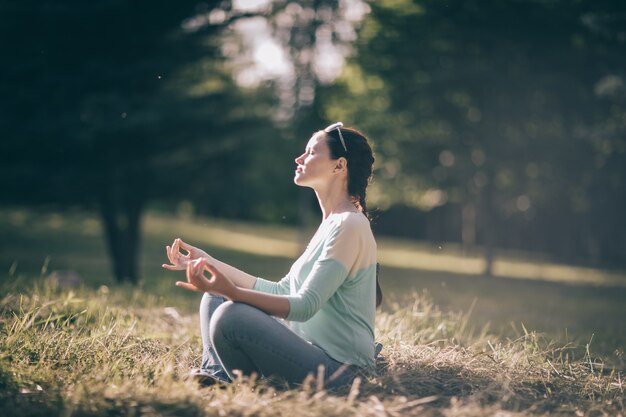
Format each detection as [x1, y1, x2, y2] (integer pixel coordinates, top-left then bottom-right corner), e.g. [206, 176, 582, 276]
[294, 132, 338, 188]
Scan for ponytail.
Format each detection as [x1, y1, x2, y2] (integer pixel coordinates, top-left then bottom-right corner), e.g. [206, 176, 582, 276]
[360, 194, 383, 308]
[375, 263, 383, 308]
[326, 126, 383, 308]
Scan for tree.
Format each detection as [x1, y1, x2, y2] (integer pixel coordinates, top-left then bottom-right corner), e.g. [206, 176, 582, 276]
[322, 0, 626, 268]
[0, 0, 283, 282]
[0, 0, 370, 283]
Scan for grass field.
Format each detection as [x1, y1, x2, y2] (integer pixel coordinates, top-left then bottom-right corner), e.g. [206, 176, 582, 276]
[0, 208, 625, 416]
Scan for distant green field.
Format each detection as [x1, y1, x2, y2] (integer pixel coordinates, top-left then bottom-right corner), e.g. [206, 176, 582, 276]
[1, 208, 625, 363]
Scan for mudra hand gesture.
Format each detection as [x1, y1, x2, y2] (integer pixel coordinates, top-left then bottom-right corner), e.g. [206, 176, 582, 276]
[162, 238, 208, 271]
[177, 258, 237, 298]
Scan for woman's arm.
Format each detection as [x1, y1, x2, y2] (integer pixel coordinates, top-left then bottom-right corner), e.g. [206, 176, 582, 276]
[163, 238, 257, 289]
[178, 258, 290, 318]
[201, 254, 257, 289]
[230, 287, 290, 318]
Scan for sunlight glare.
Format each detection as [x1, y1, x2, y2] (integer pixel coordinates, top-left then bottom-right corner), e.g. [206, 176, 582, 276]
[233, 0, 271, 12]
[255, 41, 290, 77]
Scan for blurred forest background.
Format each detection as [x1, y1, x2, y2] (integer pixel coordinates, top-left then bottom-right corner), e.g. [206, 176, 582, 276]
[1, 0, 625, 288]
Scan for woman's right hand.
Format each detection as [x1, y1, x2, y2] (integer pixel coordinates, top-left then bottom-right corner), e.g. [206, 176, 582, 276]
[162, 238, 210, 271]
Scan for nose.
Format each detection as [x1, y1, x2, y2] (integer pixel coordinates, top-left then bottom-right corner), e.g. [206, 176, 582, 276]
[295, 153, 305, 165]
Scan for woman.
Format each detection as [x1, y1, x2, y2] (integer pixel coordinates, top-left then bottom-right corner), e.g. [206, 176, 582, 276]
[162, 122, 382, 389]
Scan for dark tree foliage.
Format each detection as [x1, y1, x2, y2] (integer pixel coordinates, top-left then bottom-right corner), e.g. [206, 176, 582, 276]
[326, 0, 626, 268]
[0, 0, 286, 282]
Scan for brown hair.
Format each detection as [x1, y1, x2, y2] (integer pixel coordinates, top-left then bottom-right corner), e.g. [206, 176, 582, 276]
[325, 126, 383, 308]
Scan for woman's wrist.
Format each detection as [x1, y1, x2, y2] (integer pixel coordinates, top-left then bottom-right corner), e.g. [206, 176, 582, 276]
[228, 286, 243, 302]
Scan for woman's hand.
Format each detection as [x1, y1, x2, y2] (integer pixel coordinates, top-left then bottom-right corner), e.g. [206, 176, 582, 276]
[162, 238, 209, 271]
[176, 258, 238, 299]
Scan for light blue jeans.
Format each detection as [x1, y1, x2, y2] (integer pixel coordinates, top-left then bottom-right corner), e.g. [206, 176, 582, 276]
[199, 293, 363, 389]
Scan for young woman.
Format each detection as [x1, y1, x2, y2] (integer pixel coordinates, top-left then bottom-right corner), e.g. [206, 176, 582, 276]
[162, 123, 382, 389]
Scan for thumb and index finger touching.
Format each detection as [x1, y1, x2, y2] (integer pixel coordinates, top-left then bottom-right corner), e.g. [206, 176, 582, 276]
[189, 258, 221, 278]
[176, 238, 194, 253]
[202, 260, 220, 276]
[162, 238, 187, 265]
[164, 238, 222, 283]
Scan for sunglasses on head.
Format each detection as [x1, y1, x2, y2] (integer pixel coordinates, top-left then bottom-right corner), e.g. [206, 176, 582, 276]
[324, 122, 347, 152]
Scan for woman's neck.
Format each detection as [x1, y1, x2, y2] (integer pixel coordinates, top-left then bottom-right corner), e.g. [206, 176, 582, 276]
[315, 186, 356, 220]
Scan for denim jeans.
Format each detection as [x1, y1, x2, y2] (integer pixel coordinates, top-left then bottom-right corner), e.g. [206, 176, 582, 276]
[199, 293, 363, 389]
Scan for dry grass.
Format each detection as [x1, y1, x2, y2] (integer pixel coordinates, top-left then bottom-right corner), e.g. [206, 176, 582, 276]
[1, 280, 623, 417]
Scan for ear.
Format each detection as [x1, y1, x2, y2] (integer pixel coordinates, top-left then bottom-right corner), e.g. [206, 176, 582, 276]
[334, 157, 347, 172]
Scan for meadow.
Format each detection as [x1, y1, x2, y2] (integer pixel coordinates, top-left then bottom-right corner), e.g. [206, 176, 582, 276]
[0, 208, 624, 416]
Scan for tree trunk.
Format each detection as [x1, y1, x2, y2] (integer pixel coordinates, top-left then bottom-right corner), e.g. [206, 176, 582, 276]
[99, 189, 144, 284]
[461, 202, 476, 254]
[482, 179, 495, 277]
[484, 232, 494, 277]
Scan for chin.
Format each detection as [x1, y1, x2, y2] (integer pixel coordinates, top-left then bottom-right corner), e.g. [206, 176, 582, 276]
[294, 175, 311, 188]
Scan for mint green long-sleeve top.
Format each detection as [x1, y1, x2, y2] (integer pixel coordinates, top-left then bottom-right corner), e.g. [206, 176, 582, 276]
[253, 212, 377, 373]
